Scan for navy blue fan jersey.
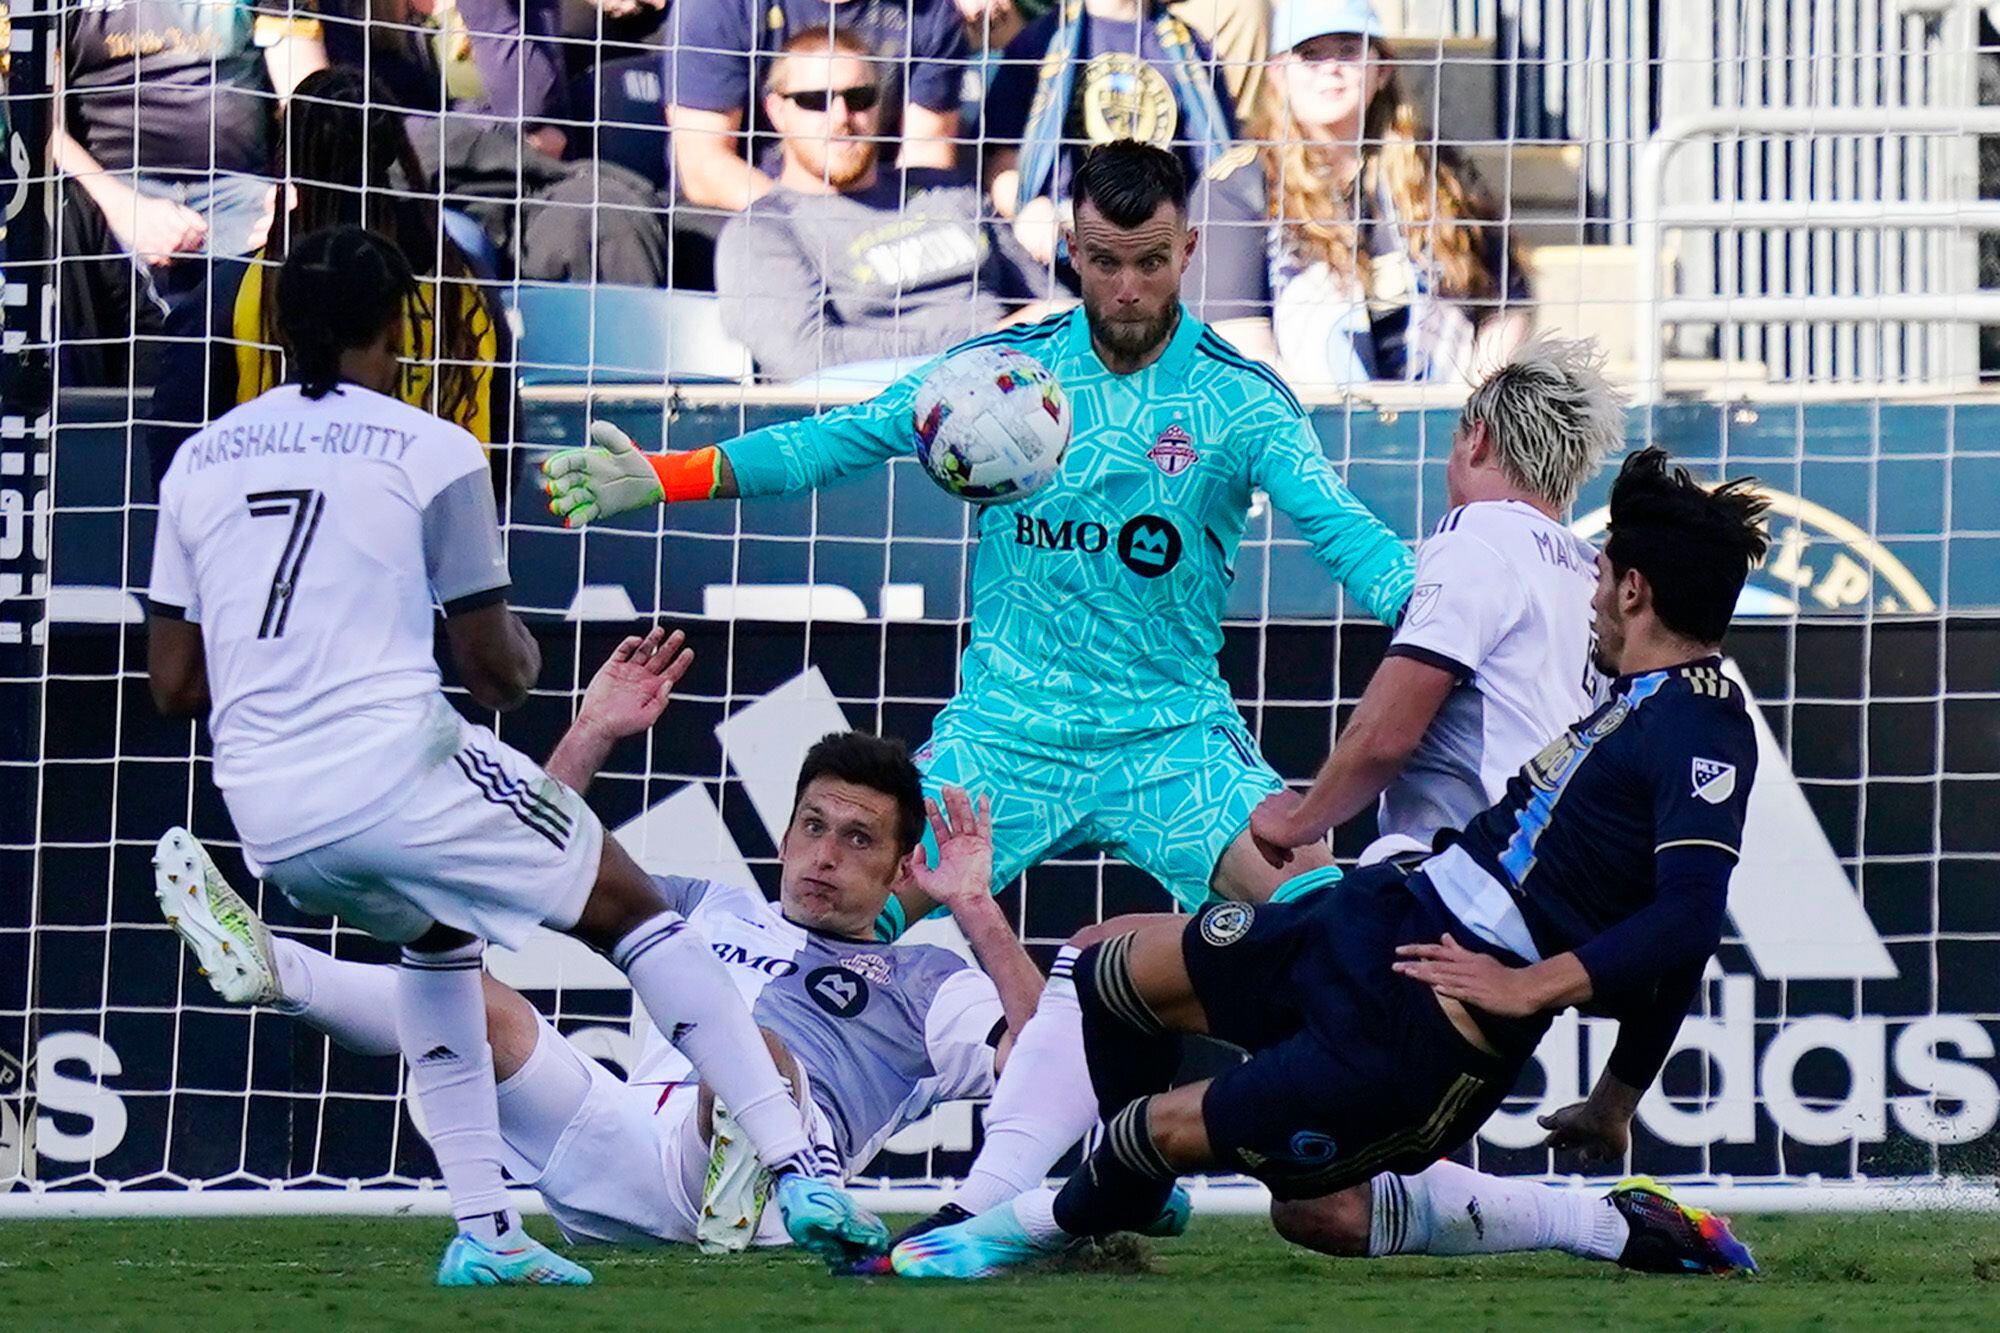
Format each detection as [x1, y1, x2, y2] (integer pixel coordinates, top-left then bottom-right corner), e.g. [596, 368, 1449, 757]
[1432, 657, 1758, 1001]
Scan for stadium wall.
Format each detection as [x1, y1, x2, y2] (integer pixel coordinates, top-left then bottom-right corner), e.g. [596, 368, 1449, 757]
[6, 613, 1997, 1210]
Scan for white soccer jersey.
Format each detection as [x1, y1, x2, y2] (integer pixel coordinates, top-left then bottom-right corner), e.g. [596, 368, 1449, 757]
[148, 383, 510, 865]
[627, 876, 1005, 1173]
[1377, 499, 1603, 850]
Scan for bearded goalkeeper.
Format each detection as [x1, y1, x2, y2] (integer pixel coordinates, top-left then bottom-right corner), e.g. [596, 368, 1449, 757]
[543, 141, 1412, 938]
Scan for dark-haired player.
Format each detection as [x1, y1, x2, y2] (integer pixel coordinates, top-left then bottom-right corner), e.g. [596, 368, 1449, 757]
[895, 447, 1770, 1280]
[145, 225, 887, 1284]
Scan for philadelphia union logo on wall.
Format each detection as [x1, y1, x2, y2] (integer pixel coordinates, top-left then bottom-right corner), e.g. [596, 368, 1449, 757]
[1200, 902, 1254, 947]
[1573, 484, 1935, 616]
[1147, 425, 1199, 476]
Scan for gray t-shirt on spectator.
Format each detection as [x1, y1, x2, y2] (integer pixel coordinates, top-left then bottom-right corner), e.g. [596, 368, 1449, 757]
[716, 169, 1050, 381]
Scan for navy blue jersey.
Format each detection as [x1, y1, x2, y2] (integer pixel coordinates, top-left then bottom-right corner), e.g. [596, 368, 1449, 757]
[1426, 657, 1757, 1010]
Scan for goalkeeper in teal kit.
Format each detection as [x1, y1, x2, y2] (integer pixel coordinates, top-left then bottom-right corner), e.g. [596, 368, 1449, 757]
[544, 142, 1413, 935]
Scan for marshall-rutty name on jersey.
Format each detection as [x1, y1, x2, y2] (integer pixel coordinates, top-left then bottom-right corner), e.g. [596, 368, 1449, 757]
[180, 420, 420, 473]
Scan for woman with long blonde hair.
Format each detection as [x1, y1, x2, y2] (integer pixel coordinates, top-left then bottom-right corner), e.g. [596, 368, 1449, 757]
[1185, 0, 1529, 387]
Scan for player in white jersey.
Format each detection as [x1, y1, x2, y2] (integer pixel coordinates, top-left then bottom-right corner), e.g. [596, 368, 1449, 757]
[155, 628, 1052, 1252]
[1250, 333, 1618, 868]
[903, 337, 1633, 1265]
[144, 227, 885, 1284]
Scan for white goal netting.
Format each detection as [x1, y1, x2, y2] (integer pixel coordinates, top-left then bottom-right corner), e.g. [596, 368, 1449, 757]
[4, 0, 1999, 1216]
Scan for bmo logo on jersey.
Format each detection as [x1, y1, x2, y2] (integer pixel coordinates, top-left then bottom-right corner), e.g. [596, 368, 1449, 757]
[1010, 512, 1185, 578]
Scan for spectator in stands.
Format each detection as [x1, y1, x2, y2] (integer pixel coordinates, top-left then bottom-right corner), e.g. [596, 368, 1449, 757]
[148, 67, 512, 485]
[665, 0, 968, 213]
[1185, 0, 1530, 386]
[317, 0, 668, 284]
[983, 0, 1237, 267]
[54, 0, 327, 383]
[717, 27, 1059, 382]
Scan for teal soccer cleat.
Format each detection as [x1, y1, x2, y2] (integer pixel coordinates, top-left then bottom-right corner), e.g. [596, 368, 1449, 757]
[890, 1198, 1071, 1279]
[435, 1231, 593, 1286]
[775, 1173, 891, 1266]
[1143, 1185, 1192, 1238]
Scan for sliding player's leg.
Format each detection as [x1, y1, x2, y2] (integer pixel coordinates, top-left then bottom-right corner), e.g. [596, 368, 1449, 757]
[1090, 708, 1337, 911]
[563, 831, 884, 1263]
[1268, 1166, 1754, 1275]
[893, 917, 1211, 1278]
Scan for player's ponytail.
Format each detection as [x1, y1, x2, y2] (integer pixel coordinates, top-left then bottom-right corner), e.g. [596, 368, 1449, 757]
[274, 226, 417, 400]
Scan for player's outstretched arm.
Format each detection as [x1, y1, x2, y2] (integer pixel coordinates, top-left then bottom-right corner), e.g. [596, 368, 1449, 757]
[544, 626, 694, 792]
[541, 373, 922, 528]
[1254, 414, 1416, 625]
[1252, 654, 1457, 866]
[906, 787, 1044, 1040]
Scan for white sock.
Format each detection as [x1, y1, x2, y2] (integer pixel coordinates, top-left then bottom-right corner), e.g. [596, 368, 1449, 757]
[398, 939, 518, 1242]
[955, 948, 1097, 1213]
[1370, 1161, 1628, 1260]
[610, 912, 817, 1176]
[272, 938, 401, 1056]
[1011, 1184, 1069, 1245]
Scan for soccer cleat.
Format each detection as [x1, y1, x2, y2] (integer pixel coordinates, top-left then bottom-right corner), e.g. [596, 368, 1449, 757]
[1142, 1185, 1192, 1239]
[696, 1099, 774, 1255]
[775, 1172, 891, 1266]
[890, 1198, 1072, 1280]
[152, 827, 281, 1006]
[841, 1202, 974, 1275]
[1608, 1176, 1758, 1276]
[436, 1230, 593, 1286]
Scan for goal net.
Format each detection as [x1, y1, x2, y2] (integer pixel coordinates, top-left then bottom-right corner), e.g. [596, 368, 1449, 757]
[4, 0, 1998, 1217]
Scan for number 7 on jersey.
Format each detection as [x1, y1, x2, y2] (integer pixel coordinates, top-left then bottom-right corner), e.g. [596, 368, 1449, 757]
[246, 489, 326, 640]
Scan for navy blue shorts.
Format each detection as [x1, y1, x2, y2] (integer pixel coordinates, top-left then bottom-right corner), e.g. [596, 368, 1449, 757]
[1183, 863, 1545, 1201]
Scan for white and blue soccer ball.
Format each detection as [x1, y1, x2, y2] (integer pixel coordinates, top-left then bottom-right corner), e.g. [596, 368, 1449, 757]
[912, 346, 1072, 505]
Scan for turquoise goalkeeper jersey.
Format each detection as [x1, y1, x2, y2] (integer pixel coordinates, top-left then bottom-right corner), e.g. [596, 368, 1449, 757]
[718, 306, 1414, 748]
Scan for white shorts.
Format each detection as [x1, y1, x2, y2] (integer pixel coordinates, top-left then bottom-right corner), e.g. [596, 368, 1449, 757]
[260, 718, 604, 948]
[495, 1011, 833, 1247]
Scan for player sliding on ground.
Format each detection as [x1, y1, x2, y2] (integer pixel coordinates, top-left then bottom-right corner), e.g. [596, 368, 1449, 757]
[912, 334, 1628, 1244]
[892, 448, 1769, 1280]
[144, 226, 885, 1285]
[541, 138, 1414, 932]
[153, 629, 1051, 1253]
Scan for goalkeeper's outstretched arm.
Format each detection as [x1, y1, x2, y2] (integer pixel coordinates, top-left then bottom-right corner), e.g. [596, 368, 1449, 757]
[542, 374, 921, 527]
[1254, 413, 1415, 626]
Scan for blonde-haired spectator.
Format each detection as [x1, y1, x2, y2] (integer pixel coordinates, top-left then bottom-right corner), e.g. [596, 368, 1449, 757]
[1186, 0, 1530, 386]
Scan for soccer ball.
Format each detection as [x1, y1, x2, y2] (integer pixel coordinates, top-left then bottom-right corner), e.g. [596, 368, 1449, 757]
[911, 346, 1072, 505]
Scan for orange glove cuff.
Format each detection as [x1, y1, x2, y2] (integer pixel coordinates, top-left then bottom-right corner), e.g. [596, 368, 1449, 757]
[647, 447, 723, 504]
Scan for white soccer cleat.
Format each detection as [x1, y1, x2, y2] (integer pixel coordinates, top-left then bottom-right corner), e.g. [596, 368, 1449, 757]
[152, 827, 281, 1006]
[696, 1098, 774, 1255]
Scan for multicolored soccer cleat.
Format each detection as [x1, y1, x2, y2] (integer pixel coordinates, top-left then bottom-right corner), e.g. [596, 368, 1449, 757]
[890, 1198, 1071, 1279]
[1608, 1177, 1758, 1275]
[152, 827, 282, 1006]
[436, 1231, 593, 1286]
[775, 1173, 891, 1266]
[697, 1099, 774, 1255]
[841, 1202, 974, 1276]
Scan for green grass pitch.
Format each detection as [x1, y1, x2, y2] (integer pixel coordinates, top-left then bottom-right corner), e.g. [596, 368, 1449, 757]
[5, 1213, 2000, 1330]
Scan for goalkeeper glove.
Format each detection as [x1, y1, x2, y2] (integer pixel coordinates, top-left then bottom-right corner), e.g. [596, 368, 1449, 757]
[541, 420, 723, 527]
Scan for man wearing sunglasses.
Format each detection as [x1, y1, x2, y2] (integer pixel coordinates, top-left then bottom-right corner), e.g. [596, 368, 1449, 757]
[714, 26, 1062, 383]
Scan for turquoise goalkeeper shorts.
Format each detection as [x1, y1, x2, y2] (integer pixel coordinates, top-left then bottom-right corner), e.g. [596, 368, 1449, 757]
[908, 703, 1286, 917]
